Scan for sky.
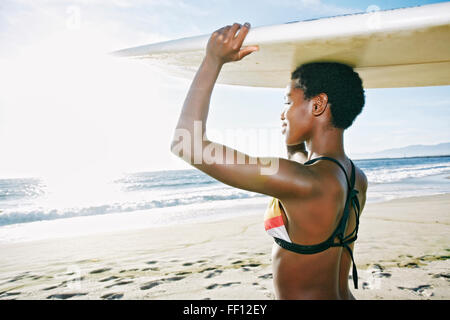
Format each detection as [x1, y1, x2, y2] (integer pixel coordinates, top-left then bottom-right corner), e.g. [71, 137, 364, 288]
[0, 0, 449, 179]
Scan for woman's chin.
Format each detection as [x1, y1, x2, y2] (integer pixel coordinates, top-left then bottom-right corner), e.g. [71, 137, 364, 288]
[284, 132, 303, 145]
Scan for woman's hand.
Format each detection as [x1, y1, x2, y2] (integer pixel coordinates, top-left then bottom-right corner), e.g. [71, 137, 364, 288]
[286, 142, 308, 163]
[206, 22, 259, 65]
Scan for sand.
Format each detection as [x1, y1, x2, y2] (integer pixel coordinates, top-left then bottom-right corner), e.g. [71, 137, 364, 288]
[0, 193, 449, 300]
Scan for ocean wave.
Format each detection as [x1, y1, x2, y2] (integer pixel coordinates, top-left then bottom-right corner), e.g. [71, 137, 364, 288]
[365, 163, 450, 184]
[0, 178, 45, 200]
[115, 170, 217, 191]
[120, 179, 218, 191]
[0, 191, 264, 226]
[2, 156, 449, 228]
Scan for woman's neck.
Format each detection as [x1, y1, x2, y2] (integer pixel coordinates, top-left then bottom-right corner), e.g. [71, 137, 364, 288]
[305, 125, 346, 161]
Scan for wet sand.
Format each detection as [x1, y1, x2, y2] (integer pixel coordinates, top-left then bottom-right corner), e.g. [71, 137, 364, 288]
[0, 193, 449, 300]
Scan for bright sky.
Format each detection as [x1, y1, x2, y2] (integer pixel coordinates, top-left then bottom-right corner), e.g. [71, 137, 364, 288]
[0, 0, 449, 179]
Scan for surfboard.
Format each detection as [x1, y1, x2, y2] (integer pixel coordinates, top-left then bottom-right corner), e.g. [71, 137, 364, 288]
[112, 2, 450, 89]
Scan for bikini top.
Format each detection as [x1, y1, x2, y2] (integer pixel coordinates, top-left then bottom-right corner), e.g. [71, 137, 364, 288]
[264, 156, 361, 289]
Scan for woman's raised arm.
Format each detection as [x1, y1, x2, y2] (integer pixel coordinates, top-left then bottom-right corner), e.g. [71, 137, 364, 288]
[170, 23, 317, 199]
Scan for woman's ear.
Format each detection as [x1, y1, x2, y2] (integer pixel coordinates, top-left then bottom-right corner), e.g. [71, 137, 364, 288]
[312, 93, 328, 115]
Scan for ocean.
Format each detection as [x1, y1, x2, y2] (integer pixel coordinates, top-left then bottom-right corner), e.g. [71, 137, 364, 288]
[0, 155, 449, 243]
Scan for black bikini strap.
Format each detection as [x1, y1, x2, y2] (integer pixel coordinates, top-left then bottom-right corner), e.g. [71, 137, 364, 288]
[349, 159, 356, 189]
[274, 236, 332, 255]
[304, 156, 360, 289]
[335, 160, 357, 239]
[304, 156, 351, 189]
[305, 157, 356, 237]
[342, 190, 361, 242]
[344, 244, 359, 289]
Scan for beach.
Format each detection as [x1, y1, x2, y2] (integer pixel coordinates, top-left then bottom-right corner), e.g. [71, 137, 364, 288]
[0, 193, 449, 300]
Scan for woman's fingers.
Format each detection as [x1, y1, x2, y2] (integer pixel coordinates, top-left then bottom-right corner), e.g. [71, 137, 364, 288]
[208, 22, 257, 63]
[235, 22, 251, 48]
[226, 23, 242, 42]
[213, 25, 230, 37]
[238, 45, 259, 60]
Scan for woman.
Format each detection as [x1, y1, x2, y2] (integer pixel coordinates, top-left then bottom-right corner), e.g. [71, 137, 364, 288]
[170, 22, 368, 300]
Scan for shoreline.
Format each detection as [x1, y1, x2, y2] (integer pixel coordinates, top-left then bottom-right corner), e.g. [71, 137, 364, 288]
[353, 154, 450, 161]
[0, 193, 449, 300]
[1, 184, 449, 244]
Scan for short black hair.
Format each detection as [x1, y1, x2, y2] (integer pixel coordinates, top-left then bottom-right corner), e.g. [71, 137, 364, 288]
[291, 62, 365, 129]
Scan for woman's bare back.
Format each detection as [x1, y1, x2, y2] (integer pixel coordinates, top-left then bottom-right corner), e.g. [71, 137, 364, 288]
[271, 158, 367, 299]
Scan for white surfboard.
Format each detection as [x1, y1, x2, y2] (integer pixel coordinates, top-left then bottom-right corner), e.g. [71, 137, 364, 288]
[112, 2, 450, 89]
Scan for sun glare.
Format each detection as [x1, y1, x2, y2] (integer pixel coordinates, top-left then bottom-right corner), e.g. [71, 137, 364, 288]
[0, 25, 178, 179]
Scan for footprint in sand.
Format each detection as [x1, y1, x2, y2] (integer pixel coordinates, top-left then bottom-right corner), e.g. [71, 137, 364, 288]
[57, 277, 85, 289]
[362, 281, 371, 290]
[206, 282, 241, 290]
[140, 273, 186, 290]
[146, 261, 158, 265]
[258, 273, 273, 279]
[231, 260, 243, 265]
[373, 272, 392, 278]
[119, 268, 139, 273]
[200, 267, 216, 273]
[47, 293, 87, 299]
[398, 284, 434, 297]
[140, 267, 159, 271]
[367, 264, 391, 278]
[206, 284, 219, 290]
[431, 273, 450, 280]
[220, 282, 240, 287]
[0, 291, 21, 298]
[89, 268, 112, 274]
[7, 275, 27, 283]
[370, 264, 384, 271]
[99, 276, 119, 282]
[398, 262, 422, 268]
[242, 263, 261, 268]
[205, 270, 223, 279]
[101, 293, 124, 300]
[105, 280, 133, 289]
[165, 276, 185, 281]
[182, 262, 194, 266]
[419, 255, 450, 262]
[7, 272, 30, 283]
[59, 276, 85, 285]
[140, 280, 162, 290]
[42, 285, 60, 291]
[176, 271, 192, 276]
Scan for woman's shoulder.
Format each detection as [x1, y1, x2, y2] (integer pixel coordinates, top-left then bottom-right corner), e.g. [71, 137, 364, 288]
[354, 164, 368, 192]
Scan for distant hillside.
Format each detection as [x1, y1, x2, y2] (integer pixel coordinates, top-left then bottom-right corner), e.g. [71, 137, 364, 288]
[352, 142, 450, 160]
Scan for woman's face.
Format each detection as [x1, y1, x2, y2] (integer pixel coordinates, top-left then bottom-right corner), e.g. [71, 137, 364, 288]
[281, 80, 313, 145]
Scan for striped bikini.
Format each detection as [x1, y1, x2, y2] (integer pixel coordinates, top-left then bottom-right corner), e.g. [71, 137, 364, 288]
[264, 156, 361, 289]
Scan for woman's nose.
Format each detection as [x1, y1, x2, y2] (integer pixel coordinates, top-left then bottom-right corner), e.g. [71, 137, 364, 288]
[280, 109, 286, 120]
